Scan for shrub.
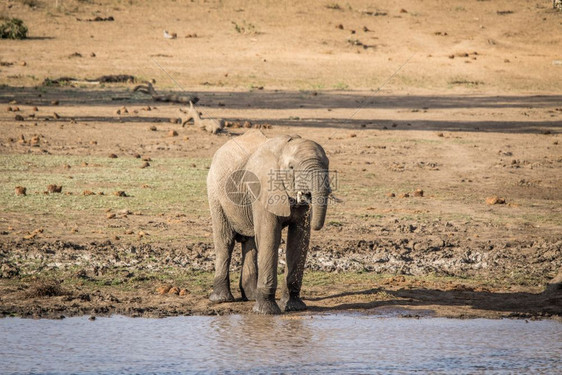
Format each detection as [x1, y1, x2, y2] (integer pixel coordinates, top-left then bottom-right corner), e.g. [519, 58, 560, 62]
[0, 18, 28, 39]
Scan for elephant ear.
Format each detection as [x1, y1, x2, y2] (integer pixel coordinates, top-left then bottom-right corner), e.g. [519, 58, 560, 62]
[256, 150, 291, 218]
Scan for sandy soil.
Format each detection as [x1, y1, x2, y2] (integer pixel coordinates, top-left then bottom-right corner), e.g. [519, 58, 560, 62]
[0, 0, 561, 319]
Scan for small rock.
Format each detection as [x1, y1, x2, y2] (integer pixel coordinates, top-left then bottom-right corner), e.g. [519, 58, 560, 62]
[53, 112, 60, 119]
[51, 100, 59, 106]
[15, 186, 26, 196]
[113, 191, 128, 197]
[157, 286, 172, 295]
[140, 161, 150, 169]
[108, 153, 118, 159]
[15, 114, 24, 121]
[413, 189, 424, 197]
[399, 193, 410, 198]
[386, 192, 395, 198]
[168, 130, 178, 137]
[47, 184, 62, 193]
[149, 125, 157, 131]
[179, 288, 189, 296]
[107, 213, 116, 219]
[486, 196, 506, 205]
[168, 287, 180, 295]
[89, 316, 96, 321]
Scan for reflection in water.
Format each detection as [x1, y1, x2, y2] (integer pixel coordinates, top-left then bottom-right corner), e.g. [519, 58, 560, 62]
[209, 315, 319, 370]
[1, 314, 561, 374]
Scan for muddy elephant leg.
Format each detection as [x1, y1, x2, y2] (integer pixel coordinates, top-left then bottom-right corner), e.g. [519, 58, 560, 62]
[239, 237, 258, 301]
[209, 205, 235, 303]
[280, 222, 310, 312]
[252, 219, 282, 314]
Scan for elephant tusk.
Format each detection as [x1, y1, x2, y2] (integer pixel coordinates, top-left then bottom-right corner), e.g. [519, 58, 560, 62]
[296, 191, 312, 204]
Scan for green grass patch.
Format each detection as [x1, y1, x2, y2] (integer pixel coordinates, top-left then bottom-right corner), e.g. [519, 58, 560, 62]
[0, 154, 210, 218]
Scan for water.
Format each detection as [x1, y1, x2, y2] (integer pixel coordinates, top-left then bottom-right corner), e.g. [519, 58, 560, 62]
[1, 314, 561, 374]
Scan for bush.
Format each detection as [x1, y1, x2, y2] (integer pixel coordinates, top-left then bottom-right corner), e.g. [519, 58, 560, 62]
[0, 18, 28, 40]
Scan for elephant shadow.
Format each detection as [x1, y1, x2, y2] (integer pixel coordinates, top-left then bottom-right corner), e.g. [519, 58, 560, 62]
[304, 285, 562, 317]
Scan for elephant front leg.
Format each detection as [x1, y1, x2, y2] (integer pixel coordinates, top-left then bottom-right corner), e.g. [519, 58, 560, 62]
[239, 237, 257, 301]
[280, 222, 310, 312]
[209, 207, 236, 303]
[252, 220, 282, 315]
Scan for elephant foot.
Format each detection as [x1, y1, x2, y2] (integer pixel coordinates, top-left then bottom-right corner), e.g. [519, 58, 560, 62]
[240, 285, 257, 301]
[280, 295, 307, 312]
[209, 289, 234, 303]
[252, 300, 282, 315]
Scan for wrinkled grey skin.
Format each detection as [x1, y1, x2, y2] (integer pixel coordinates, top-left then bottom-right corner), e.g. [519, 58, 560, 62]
[207, 130, 330, 314]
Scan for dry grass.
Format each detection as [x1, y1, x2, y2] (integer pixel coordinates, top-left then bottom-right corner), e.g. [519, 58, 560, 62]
[26, 279, 67, 297]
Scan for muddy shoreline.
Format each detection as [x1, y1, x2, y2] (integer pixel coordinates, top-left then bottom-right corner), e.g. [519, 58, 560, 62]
[2, 229, 561, 320]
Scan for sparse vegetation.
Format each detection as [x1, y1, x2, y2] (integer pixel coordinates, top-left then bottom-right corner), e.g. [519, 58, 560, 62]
[448, 77, 484, 87]
[0, 18, 28, 39]
[232, 20, 259, 35]
[325, 3, 342, 10]
[18, 0, 41, 8]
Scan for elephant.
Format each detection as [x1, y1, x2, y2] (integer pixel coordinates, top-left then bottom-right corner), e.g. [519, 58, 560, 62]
[206, 130, 331, 314]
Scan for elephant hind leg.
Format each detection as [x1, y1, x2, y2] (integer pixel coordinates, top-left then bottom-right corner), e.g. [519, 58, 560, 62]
[209, 204, 236, 303]
[239, 237, 258, 301]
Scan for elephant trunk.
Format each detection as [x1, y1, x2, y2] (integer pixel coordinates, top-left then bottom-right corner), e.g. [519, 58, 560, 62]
[311, 194, 328, 230]
[309, 168, 330, 231]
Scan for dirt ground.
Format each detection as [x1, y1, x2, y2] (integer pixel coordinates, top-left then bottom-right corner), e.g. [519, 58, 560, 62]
[0, 0, 561, 319]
